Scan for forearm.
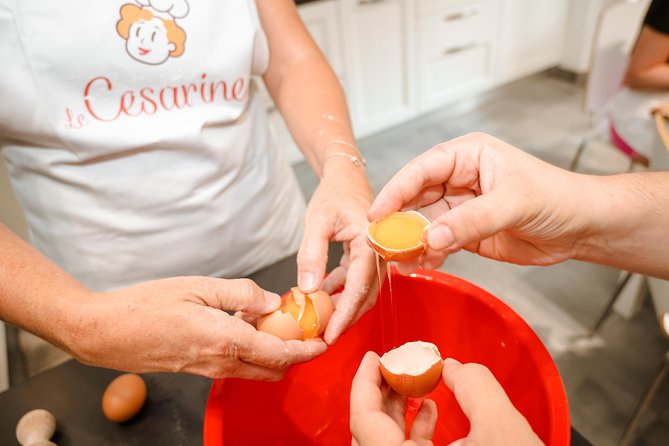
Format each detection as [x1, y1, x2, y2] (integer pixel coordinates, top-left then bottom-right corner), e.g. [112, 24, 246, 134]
[259, 0, 362, 179]
[626, 64, 669, 90]
[625, 26, 669, 90]
[573, 172, 669, 279]
[0, 224, 90, 352]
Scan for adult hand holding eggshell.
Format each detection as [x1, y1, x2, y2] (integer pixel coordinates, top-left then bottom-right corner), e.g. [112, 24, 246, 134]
[350, 351, 438, 446]
[69, 276, 326, 381]
[440, 359, 543, 445]
[297, 159, 380, 345]
[379, 341, 444, 398]
[367, 132, 582, 276]
[350, 352, 544, 446]
[254, 288, 334, 340]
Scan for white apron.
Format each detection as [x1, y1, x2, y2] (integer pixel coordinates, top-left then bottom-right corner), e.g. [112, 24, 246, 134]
[0, 0, 305, 291]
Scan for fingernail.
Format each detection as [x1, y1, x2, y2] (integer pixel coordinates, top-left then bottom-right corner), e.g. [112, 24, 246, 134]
[324, 323, 340, 345]
[298, 272, 317, 292]
[427, 224, 455, 250]
[264, 292, 281, 310]
[444, 358, 461, 367]
[422, 258, 437, 271]
[324, 332, 338, 345]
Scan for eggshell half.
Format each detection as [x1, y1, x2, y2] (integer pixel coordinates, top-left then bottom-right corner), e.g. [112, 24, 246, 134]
[379, 341, 443, 398]
[257, 288, 334, 340]
[291, 288, 335, 336]
[367, 211, 430, 262]
[102, 373, 147, 422]
[257, 310, 303, 341]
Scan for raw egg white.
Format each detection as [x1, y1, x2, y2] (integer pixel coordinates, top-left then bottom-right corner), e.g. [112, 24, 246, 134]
[379, 341, 443, 398]
[257, 288, 334, 341]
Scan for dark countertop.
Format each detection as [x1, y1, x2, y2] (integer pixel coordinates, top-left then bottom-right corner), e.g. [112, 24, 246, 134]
[0, 246, 592, 445]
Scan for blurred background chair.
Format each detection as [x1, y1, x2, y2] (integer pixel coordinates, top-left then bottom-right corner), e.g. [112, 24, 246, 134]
[570, 0, 650, 172]
[618, 307, 669, 446]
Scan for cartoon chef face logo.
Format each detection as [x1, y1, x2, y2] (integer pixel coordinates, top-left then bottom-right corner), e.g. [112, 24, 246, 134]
[116, 0, 189, 65]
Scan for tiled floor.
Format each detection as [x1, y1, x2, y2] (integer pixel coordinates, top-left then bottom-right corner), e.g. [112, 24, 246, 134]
[296, 71, 669, 446]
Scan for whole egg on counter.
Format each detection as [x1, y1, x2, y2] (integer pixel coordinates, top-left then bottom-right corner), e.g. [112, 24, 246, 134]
[101, 373, 147, 423]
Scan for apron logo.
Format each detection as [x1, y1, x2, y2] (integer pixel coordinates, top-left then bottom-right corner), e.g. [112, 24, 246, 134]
[116, 0, 189, 65]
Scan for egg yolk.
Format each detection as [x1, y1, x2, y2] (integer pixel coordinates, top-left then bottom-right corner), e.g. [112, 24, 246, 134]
[279, 292, 320, 339]
[298, 296, 319, 339]
[282, 295, 302, 320]
[372, 212, 428, 250]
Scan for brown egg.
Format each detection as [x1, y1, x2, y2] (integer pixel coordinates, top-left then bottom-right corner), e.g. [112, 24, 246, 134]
[102, 373, 147, 422]
[257, 288, 334, 340]
[379, 341, 444, 398]
[367, 211, 430, 262]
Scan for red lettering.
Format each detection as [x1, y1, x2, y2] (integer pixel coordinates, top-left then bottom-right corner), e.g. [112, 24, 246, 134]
[84, 77, 121, 122]
[159, 86, 187, 110]
[181, 83, 197, 107]
[79, 73, 248, 123]
[200, 73, 210, 103]
[231, 79, 246, 101]
[139, 88, 158, 115]
[119, 91, 139, 117]
[210, 81, 230, 102]
[64, 108, 86, 129]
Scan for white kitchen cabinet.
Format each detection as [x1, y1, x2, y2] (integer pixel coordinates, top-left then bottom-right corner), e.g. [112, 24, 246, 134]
[270, 0, 573, 163]
[496, 0, 570, 83]
[298, 1, 346, 80]
[415, 0, 500, 112]
[340, 0, 416, 137]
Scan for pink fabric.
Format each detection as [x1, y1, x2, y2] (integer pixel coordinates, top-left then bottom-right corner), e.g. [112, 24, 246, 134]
[609, 123, 641, 159]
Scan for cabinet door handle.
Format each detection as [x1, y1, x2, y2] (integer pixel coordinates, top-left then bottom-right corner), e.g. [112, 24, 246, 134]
[358, 0, 385, 5]
[443, 5, 482, 21]
[443, 42, 478, 56]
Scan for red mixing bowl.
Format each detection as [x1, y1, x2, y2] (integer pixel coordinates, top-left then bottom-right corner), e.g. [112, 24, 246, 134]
[204, 268, 570, 445]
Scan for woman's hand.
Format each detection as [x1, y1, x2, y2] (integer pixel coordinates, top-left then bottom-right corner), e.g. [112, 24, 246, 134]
[70, 277, 327, 379]
[258, 0, 380, 344]
[349, 352, 543, 446]
[368, 132, 586, 275]
[298, 158, 379, 345]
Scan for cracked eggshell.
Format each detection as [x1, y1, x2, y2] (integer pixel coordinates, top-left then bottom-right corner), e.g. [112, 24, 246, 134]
[290, 288, 335, 336]
[379, 341, 444, 398]
[256, 310, 303, 341]
[367, 211, 430, 262]
[257, 288, 334, 340]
